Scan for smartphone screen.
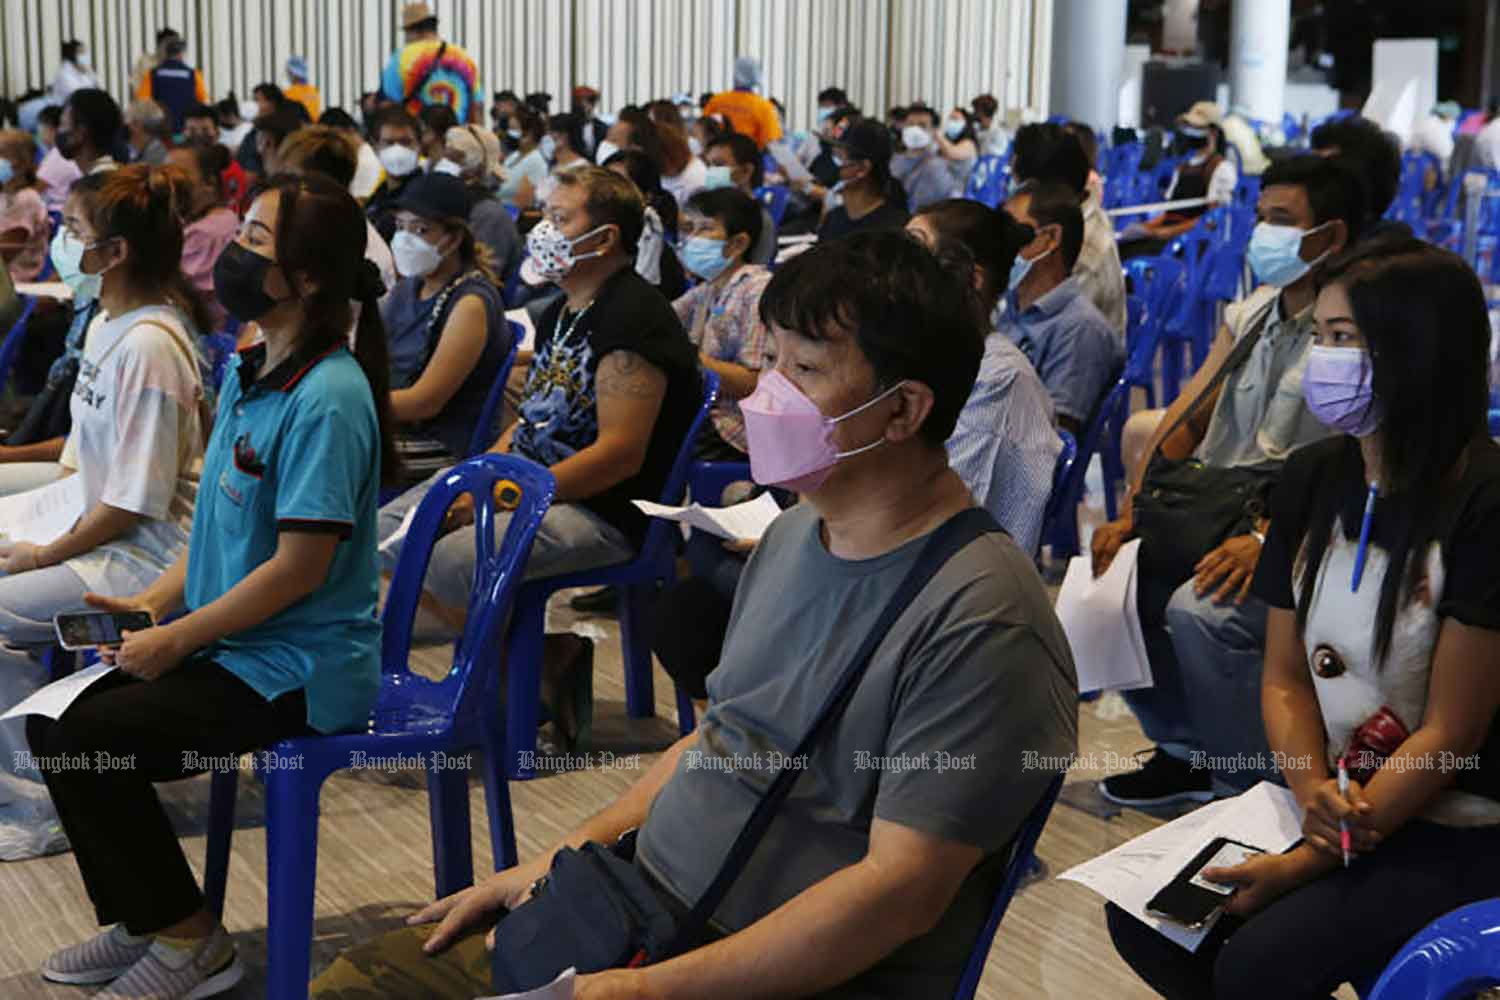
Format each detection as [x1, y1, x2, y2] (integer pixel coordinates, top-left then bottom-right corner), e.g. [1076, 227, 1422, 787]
[1188, 841, 1261, 895]
[1146, 837, 1265, 928]
[54, 611, 154, 649]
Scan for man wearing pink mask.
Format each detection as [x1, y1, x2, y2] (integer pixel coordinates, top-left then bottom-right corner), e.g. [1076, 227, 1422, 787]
[314, 230, 1078, 999]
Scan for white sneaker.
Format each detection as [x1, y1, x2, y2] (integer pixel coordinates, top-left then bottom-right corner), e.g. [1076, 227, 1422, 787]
[42, 925, 153, 985]
[90, 925, 243, 1000]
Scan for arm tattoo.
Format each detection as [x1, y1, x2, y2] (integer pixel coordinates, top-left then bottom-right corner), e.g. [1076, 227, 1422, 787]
[596, 350, 665, 400]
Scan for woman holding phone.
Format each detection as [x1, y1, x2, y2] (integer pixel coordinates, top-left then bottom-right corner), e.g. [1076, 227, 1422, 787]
[26, 173, 395, 1000]
[1106, 239, 1500, 999]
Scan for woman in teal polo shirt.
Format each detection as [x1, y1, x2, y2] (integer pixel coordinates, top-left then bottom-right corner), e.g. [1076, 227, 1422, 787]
[26, 174, 398, 1000]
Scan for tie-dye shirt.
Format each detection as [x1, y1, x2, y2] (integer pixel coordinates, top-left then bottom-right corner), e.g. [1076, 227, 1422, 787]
[381, 38, 481, 122]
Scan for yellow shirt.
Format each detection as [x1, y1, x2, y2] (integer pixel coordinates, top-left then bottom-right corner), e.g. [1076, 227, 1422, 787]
[286, 82, 322, 121]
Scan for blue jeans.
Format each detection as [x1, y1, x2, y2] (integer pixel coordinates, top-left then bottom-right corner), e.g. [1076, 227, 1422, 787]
[1121, 574, 1275, 790]
[378, 467, 635, 610]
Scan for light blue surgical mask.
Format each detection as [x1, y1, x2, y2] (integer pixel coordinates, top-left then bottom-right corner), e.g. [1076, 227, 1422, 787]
[1247, 221, 1329, 288]
[681, 235, 733, 281]
[944, 118, 965, 140]
[50, 228, 101, 302]
[703, 164, 735, 190]
[540, 134, 557, 161]
[816, 106, 835, 124]
[0, 158, 14, 185]
[1008, 240, 1052, 293]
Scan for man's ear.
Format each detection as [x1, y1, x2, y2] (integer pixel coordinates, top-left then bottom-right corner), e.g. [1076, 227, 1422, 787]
[1321, 218, 1350, 258]
[726, 230, 751, 261]
[883, 380, 935, 445]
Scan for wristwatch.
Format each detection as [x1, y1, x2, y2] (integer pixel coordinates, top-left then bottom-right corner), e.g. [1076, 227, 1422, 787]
[1250, 528, 1266, 546]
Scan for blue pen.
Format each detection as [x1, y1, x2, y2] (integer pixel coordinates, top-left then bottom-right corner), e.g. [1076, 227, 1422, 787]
[1351, 481, 1377, 593]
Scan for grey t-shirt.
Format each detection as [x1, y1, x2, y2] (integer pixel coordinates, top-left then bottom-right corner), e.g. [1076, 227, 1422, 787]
[636, 503, 1078, 998]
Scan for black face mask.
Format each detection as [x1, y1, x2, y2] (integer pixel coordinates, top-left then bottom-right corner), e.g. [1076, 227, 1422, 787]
[1177, 131, 1210, 154]
[213, 243, 281, 322]
[55, 127, 82, 160]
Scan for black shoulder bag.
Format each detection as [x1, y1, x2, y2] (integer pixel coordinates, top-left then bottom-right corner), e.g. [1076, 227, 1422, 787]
[403, 41, 449, 104]
[489, 508, 1001, 992]
[1132, 295, 1281, 584]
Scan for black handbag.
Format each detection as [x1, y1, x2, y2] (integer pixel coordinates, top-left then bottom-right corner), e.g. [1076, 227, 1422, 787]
[488, 508, 1001, 992]
[1133, 297, 1279, 584]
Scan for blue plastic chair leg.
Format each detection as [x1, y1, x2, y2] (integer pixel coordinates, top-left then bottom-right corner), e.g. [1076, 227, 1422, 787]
[618, 583, 656, 719]
[262, 765, 324, 1000]
[1162, 340, 1183, 403]
[202, 768, 238, 920]
[482, 724, 519, 870]
[675, 687, 697, 736]
[506, 589, 549, 780]
[426, 762, 474, 898]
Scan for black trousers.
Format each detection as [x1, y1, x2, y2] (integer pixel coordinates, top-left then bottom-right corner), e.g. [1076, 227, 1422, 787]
[1106, 820, 1500, 1000]
[27, 659, 312, 935]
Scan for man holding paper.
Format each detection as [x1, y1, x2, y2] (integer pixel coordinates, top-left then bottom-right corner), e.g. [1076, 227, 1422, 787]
[312, 231, 1077, 1000]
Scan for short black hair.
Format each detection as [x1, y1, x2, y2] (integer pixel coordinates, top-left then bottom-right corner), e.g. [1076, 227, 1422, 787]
[1011, 180, 1085, 273]
[817, 87, 848, 106]
[418, 103, 458, 138]
[164, 37, 186, 57]
[494, 90, 520, 104]
[1260, 154, 1370, 243]
[759, 230, 985, 447]
[65, 89, 123, 155]
[685, 187, 763, 252]
[254, 105, 305, 149]
[319, 107, 358, 131]
[253, 82, 286, 106]
[525, 92, 552, 113]
[155, 27, 178, 44]
[971, 94, 998, 119]
[904, 103, 939, 127]
[1010, 122, 1089, 195]
[913, 198, 1033, 306]
[1309, 115, 1400, 219]
[706, 131, 763, 188]
[38, 104, 61, 128]
[183, 103, 217, 125]
[547, 112, 585, 153]
[371, 105, 419, 140]
[215, 95, 240, 121]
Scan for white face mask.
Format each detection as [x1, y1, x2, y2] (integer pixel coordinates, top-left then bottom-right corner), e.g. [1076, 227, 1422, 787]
[687, 135, 703, 157]
[901, 125, 933, 151]
[391, 229, 446, 278]
[595, 139, 620, 164]
[76, 53, 91, 69]
[379, 144, 419, 178]
[432, 158, 465, 177]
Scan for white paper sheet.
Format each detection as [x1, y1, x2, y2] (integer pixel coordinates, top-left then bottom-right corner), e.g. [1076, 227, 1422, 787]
[765, 139, 813, 185]
[477, 967, 575, 1000]
[1058, 782, 1305, 951]
[1053, 539, 1153, 693]
[14, 281, 72, 300]
[634, 491, 782, 542]
[0, 664, 116, 721]
[0, 474, 86, 546]
[379, 505, 418, 555]
[504, 308, 537, 353]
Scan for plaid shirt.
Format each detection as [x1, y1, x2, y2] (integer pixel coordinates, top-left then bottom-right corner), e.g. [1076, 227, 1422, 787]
[672, 266, 774, 454]
[1075, 191, 1128, 336]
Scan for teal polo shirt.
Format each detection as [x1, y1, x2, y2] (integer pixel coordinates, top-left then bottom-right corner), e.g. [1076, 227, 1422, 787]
[186, 342, 382, 734]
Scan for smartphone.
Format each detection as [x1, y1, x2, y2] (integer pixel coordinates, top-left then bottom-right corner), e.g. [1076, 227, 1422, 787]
[1145, 837, 1265, 929]
[53, 610, 155, 651]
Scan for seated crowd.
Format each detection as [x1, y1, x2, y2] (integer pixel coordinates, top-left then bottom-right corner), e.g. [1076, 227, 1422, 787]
[0, 12, 1491, 1000]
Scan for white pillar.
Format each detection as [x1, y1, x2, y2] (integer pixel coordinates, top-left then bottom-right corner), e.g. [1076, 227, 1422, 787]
[1049, 0, 1128, 131]
[1230, 0, 1290, 123]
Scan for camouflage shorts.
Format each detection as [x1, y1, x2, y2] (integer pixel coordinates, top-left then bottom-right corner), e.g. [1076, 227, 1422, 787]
[310, 924, 492, 999]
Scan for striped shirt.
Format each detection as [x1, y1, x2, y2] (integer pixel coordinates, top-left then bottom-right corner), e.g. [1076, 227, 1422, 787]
[946, 331, 1062, 556]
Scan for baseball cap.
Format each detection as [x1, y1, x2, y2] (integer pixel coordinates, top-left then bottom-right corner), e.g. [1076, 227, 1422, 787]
[1178, 101, 1223, 129]
[392, 173, 469, 221]
[829, 118, 893, 165]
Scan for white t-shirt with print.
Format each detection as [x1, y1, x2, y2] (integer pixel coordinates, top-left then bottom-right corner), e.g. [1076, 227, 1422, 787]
[60, 305, 204, 591]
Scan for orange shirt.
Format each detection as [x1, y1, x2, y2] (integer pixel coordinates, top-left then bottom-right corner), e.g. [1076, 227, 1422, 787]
[285, 82, 322, 121]
[703, 90, 783, 149]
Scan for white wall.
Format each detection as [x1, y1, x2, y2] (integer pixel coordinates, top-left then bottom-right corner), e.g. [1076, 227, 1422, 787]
[2, 0, 1045, 133]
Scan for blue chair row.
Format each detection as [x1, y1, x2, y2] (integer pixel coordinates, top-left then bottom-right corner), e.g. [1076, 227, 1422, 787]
[753, 184, 791, 227]
[0, 293, 37, 397]
[203, 454, 556, 998]
[964, 154, 1009, 209]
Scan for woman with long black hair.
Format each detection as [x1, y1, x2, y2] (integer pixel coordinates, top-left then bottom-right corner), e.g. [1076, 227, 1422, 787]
[1107, 238, 1500, 999]
[27, 173, 397, 1000]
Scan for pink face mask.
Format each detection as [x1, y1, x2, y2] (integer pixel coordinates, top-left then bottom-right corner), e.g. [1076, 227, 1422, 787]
[740, 370, 904, 492]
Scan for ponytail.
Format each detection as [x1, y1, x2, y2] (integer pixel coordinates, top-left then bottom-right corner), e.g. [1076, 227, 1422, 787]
[351, 260, 401, 486]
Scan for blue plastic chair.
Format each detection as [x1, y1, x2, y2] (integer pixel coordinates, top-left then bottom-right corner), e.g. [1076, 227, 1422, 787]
[964, 154, 1008, 208]
[752, 185, 791, 227]
[952, 774, 1065, 1000]
[1489, 408, 1500, 438]
[501, 371, 719, 778]
[200, 454, 555, 998]
[504, 203, 521, 221]
[0, 294, 37, 394]
[464, 323, 523, 457]
[1366, 899, 1500, 999]
[688, 460, 752, 507]
[1038, 431, 1079, 557]
[1123, 255, 1186, 407]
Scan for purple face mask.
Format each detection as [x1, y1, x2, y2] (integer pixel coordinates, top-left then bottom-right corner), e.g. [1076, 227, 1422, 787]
[1303, 345, 1382, 437]
[740, 371, 903, 492]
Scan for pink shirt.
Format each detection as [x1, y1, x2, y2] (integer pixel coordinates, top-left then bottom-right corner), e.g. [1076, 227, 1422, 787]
[0, 187, 50, 281]
[37, 147, 82, 213]
[181, 207, 239, 330]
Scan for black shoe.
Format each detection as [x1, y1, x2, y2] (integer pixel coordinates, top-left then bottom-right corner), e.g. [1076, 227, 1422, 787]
[1098, 748, 1214, 807]
[569, 586, 619, 615]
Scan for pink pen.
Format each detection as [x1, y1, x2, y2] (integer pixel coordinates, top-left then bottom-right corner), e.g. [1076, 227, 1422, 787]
[1337, 755, 1352, 869]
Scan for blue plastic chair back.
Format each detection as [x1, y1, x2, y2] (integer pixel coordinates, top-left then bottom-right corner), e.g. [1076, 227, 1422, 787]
[952, 774, 1065, 1000]
[0, 294, 37, 395]
[634, 370, 720, 564]
[753, 185, 791, 227]
[964, 155, 1008, 208]
[465, 322, 523, 456]
[1038, 431, 1078, 553]
[504, 203, 521, 221]
[1367, 899, 1500, 999]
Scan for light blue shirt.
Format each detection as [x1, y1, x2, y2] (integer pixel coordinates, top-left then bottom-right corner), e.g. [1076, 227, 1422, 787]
[894, 150, 956, 211]
[946, 332, 1061, 555]
[187, 345, 382, 734]
[1000, 276, 1122, 426]
[500, 148, 550, 207]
